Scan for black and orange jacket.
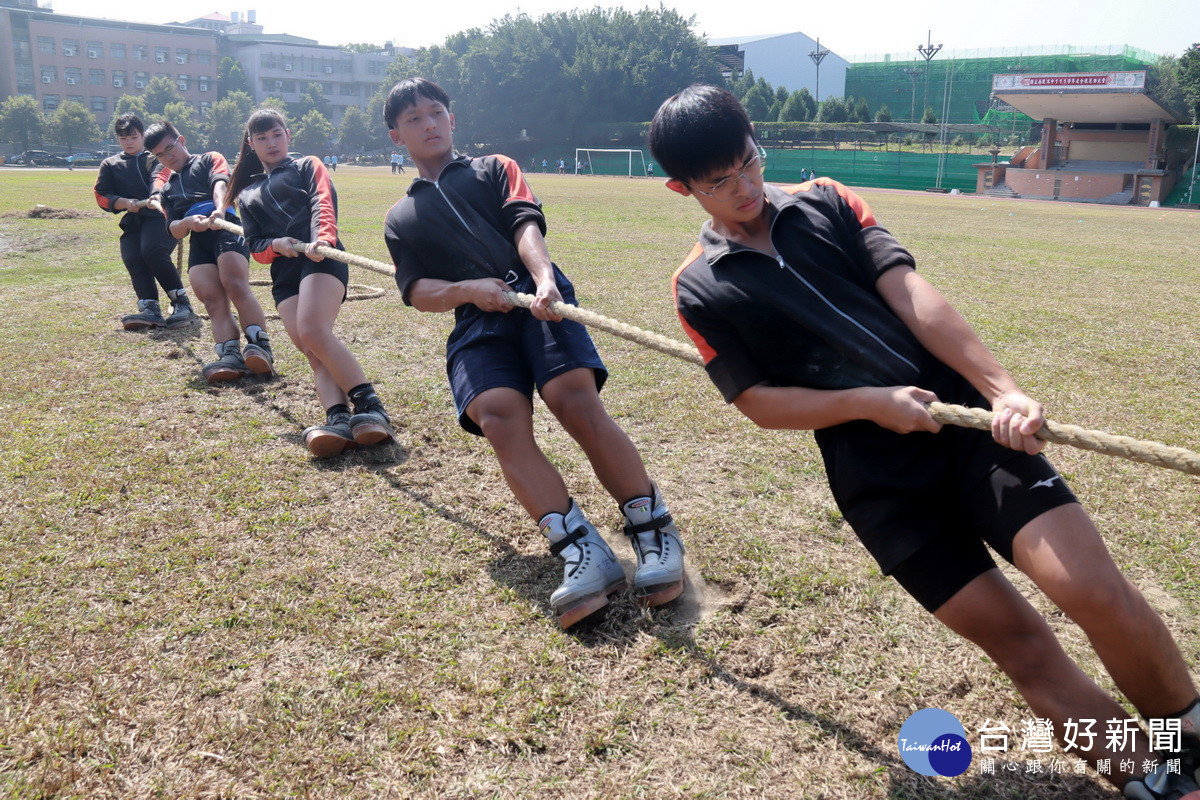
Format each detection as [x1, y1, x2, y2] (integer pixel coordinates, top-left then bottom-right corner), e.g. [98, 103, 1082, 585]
[93, 151, 171, 229]
[236, 156, 341, 264]
[157, 152, 231, 227]
[383, 154, 545, 309]
[672, 179, 946, 405]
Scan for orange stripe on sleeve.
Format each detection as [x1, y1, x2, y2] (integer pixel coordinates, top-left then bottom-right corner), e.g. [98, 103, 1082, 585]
[496, 154, 537, 205]
[670, 244, 718, 364]
[307, 156, 339, 246]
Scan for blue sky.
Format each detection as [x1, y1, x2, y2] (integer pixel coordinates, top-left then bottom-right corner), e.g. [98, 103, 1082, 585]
[48, 0, 1195, 58]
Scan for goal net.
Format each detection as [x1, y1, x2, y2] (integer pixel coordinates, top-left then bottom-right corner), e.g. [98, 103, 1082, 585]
[575, 148, 648, 178]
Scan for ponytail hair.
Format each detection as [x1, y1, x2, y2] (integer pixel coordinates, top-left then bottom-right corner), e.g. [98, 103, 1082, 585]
[227, 107, 290, 204]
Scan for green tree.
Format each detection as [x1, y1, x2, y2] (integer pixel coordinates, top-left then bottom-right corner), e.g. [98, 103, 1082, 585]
[728, 69, 754, 98]
[293, 109, 335, 155]
[48, 100, 101, 153]
[0, 94, 46, 151]
[1148, 55, 1184, 117]
[292, 81, 332, 121]
[874, 104, 892, 122]
[778, 90, 810, 122]
[205, 91, 255, 156]
[851, 96, 871, 123]
[217, 56, 251, 98]
[795, 87, 817, 121]
[742, 84, 772, 121]
[113, 94, 147, 120]
[1179, 43, 1200, 122]
[921, 105, 938, 124]
[144, 75, 187, 119]
[338, 104, 372, 153]
[260, 96, 288, 113]
[339, 42, 385, 53]
[816, 96, 849, 123]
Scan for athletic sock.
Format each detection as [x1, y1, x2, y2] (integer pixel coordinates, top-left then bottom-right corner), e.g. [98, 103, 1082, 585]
[168, 288, 189, 303]
[1167, 698, 1200, 740]
[245, 324, 265, 344]
[326, 403, 350, 420]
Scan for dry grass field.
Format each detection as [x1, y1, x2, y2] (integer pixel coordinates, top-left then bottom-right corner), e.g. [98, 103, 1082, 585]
[0, 167, 1197, 799]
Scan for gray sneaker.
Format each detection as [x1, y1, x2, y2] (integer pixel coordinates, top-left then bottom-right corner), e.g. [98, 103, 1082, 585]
[202, 340, 247, 384]
[243, 334, 274, 376]
[541, 502, 627, 628]
[122, 299, 165, 330]
[164, 296, 196, 328]
[1123, 762, 1200, 799]
[622, 483, 686, 607]
[302, 410, 355, 458]
[349, 404, 394, 447]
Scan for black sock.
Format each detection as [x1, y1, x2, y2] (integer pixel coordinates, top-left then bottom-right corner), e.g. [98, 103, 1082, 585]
[326, 403, 350, 420]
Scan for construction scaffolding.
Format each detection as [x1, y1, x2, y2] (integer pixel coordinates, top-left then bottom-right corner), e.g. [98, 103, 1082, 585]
[844, 44, 1164, 131]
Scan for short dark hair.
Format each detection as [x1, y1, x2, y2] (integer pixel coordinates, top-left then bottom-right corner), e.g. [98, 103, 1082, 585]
[648, 85, 755, 185]
[384, 78, 450, 130]
[143, 120, 180, 151]
[113, 113, 144, 137]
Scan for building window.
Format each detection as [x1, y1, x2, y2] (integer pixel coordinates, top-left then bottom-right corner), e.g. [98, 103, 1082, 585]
[67, 94, 84, 105]
[134, 45, 148, 61]
[155, 48, 168, 63]
[176, 49, 189, 65]
[156, 73, 170, 82]
[89, 69, 105, 85]
[40, 66, 57, 84]
[199, 101, 211, 117]
[134, 71, 149, 89]
[196, 50, 212, 65]
[65, 67, 81, 85]
[91, 96, 107, 112]
[260, 53, 278, 69]
[283, 80, 295, 93]
[339, 84, 359, 96]
[87, 41, 102, 58]
[177, 75, 188, 91]
[37, 36, 54, 54]
[62, 39, 79, 57]
[111, 43, 126, 59]
[43, 94, 59, 111]
[112, 70, 126, 88]
[16, 64, 34, 93]
[198, 76, 210, 92]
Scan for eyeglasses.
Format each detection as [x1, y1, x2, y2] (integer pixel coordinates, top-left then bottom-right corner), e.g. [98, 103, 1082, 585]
[693, 152, 765, 200]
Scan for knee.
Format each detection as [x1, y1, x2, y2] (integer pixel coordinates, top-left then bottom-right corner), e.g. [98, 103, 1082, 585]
[983, 623, 1067, 688]
[547, 390, 607, 440]
[476, 406, 531, 452]
[1056, 573, 1141, 630]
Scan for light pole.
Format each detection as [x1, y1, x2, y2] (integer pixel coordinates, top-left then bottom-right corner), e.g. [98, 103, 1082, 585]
[809, 37, 830, 105]
[917, 30, 942, 119]
[903, 67, 920, 122]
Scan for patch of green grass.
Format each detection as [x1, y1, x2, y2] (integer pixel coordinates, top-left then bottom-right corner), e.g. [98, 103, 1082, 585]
[0, 168, 1196, 799]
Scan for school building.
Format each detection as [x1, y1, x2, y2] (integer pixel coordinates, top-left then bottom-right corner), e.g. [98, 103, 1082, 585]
[976, 71, 1187, 205]
[0, 0, 401, 133]
[709, 32, 849, 102]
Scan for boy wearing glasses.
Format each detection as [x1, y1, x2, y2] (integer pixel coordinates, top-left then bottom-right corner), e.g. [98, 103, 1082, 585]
[144, 121, 274, 384]
[649, 85, 1200, 799]
[381, 78, 686, 629]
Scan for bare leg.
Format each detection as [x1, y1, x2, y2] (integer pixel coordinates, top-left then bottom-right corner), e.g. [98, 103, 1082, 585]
[934, 567, 1156, 787]
[186, 262, 237, 343]
[1012, 504, 1197, 718]
[540, 368, 652, 503]
[466, 387, 570, 520]
[216, 251, 267, 331]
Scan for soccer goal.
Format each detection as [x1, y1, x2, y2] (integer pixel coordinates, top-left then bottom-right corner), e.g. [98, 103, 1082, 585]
[575, 148, 648, 178]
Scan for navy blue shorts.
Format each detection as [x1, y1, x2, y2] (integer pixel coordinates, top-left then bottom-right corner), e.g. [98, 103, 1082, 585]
[186, 224, 250, 269]
[820, 414, 1079, 612]
[269, 254, 348, 306]
[445, 266, 607, 436]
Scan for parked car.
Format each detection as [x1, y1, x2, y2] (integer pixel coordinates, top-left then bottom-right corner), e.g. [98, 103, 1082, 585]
[22, 149, 68, 166]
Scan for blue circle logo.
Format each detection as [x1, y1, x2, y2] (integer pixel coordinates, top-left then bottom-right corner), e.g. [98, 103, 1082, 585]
[897, 708, 972, 776]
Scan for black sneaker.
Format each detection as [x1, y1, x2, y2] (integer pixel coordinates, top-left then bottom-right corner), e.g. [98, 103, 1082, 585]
[202, 340, 247, 383]
[349, 404, 394, 447]
[164, 297, 196, 328]
[303, 411, 355, 458]
[122, 299, 165, 330]
[243, 334, 274, 376]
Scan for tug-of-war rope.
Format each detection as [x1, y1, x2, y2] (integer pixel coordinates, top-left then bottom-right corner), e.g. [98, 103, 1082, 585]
[156, 210, 1198, 478]
[148, 206, 387, 320]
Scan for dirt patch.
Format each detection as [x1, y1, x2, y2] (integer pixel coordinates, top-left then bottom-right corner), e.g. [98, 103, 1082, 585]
[2, 205, 100, 220]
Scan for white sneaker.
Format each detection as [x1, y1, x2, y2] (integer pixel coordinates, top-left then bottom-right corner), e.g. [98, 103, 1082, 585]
[622, 483, 685, 607]
[540, 501, 626, 629]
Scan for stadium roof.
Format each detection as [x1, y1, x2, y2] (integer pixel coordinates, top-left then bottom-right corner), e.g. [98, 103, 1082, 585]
[992, 71, 1186, 123]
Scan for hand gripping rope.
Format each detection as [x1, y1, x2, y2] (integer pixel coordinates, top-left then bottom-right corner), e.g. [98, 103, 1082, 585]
[159, 210, 387, 319]
[174, 210, 1200, 477]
